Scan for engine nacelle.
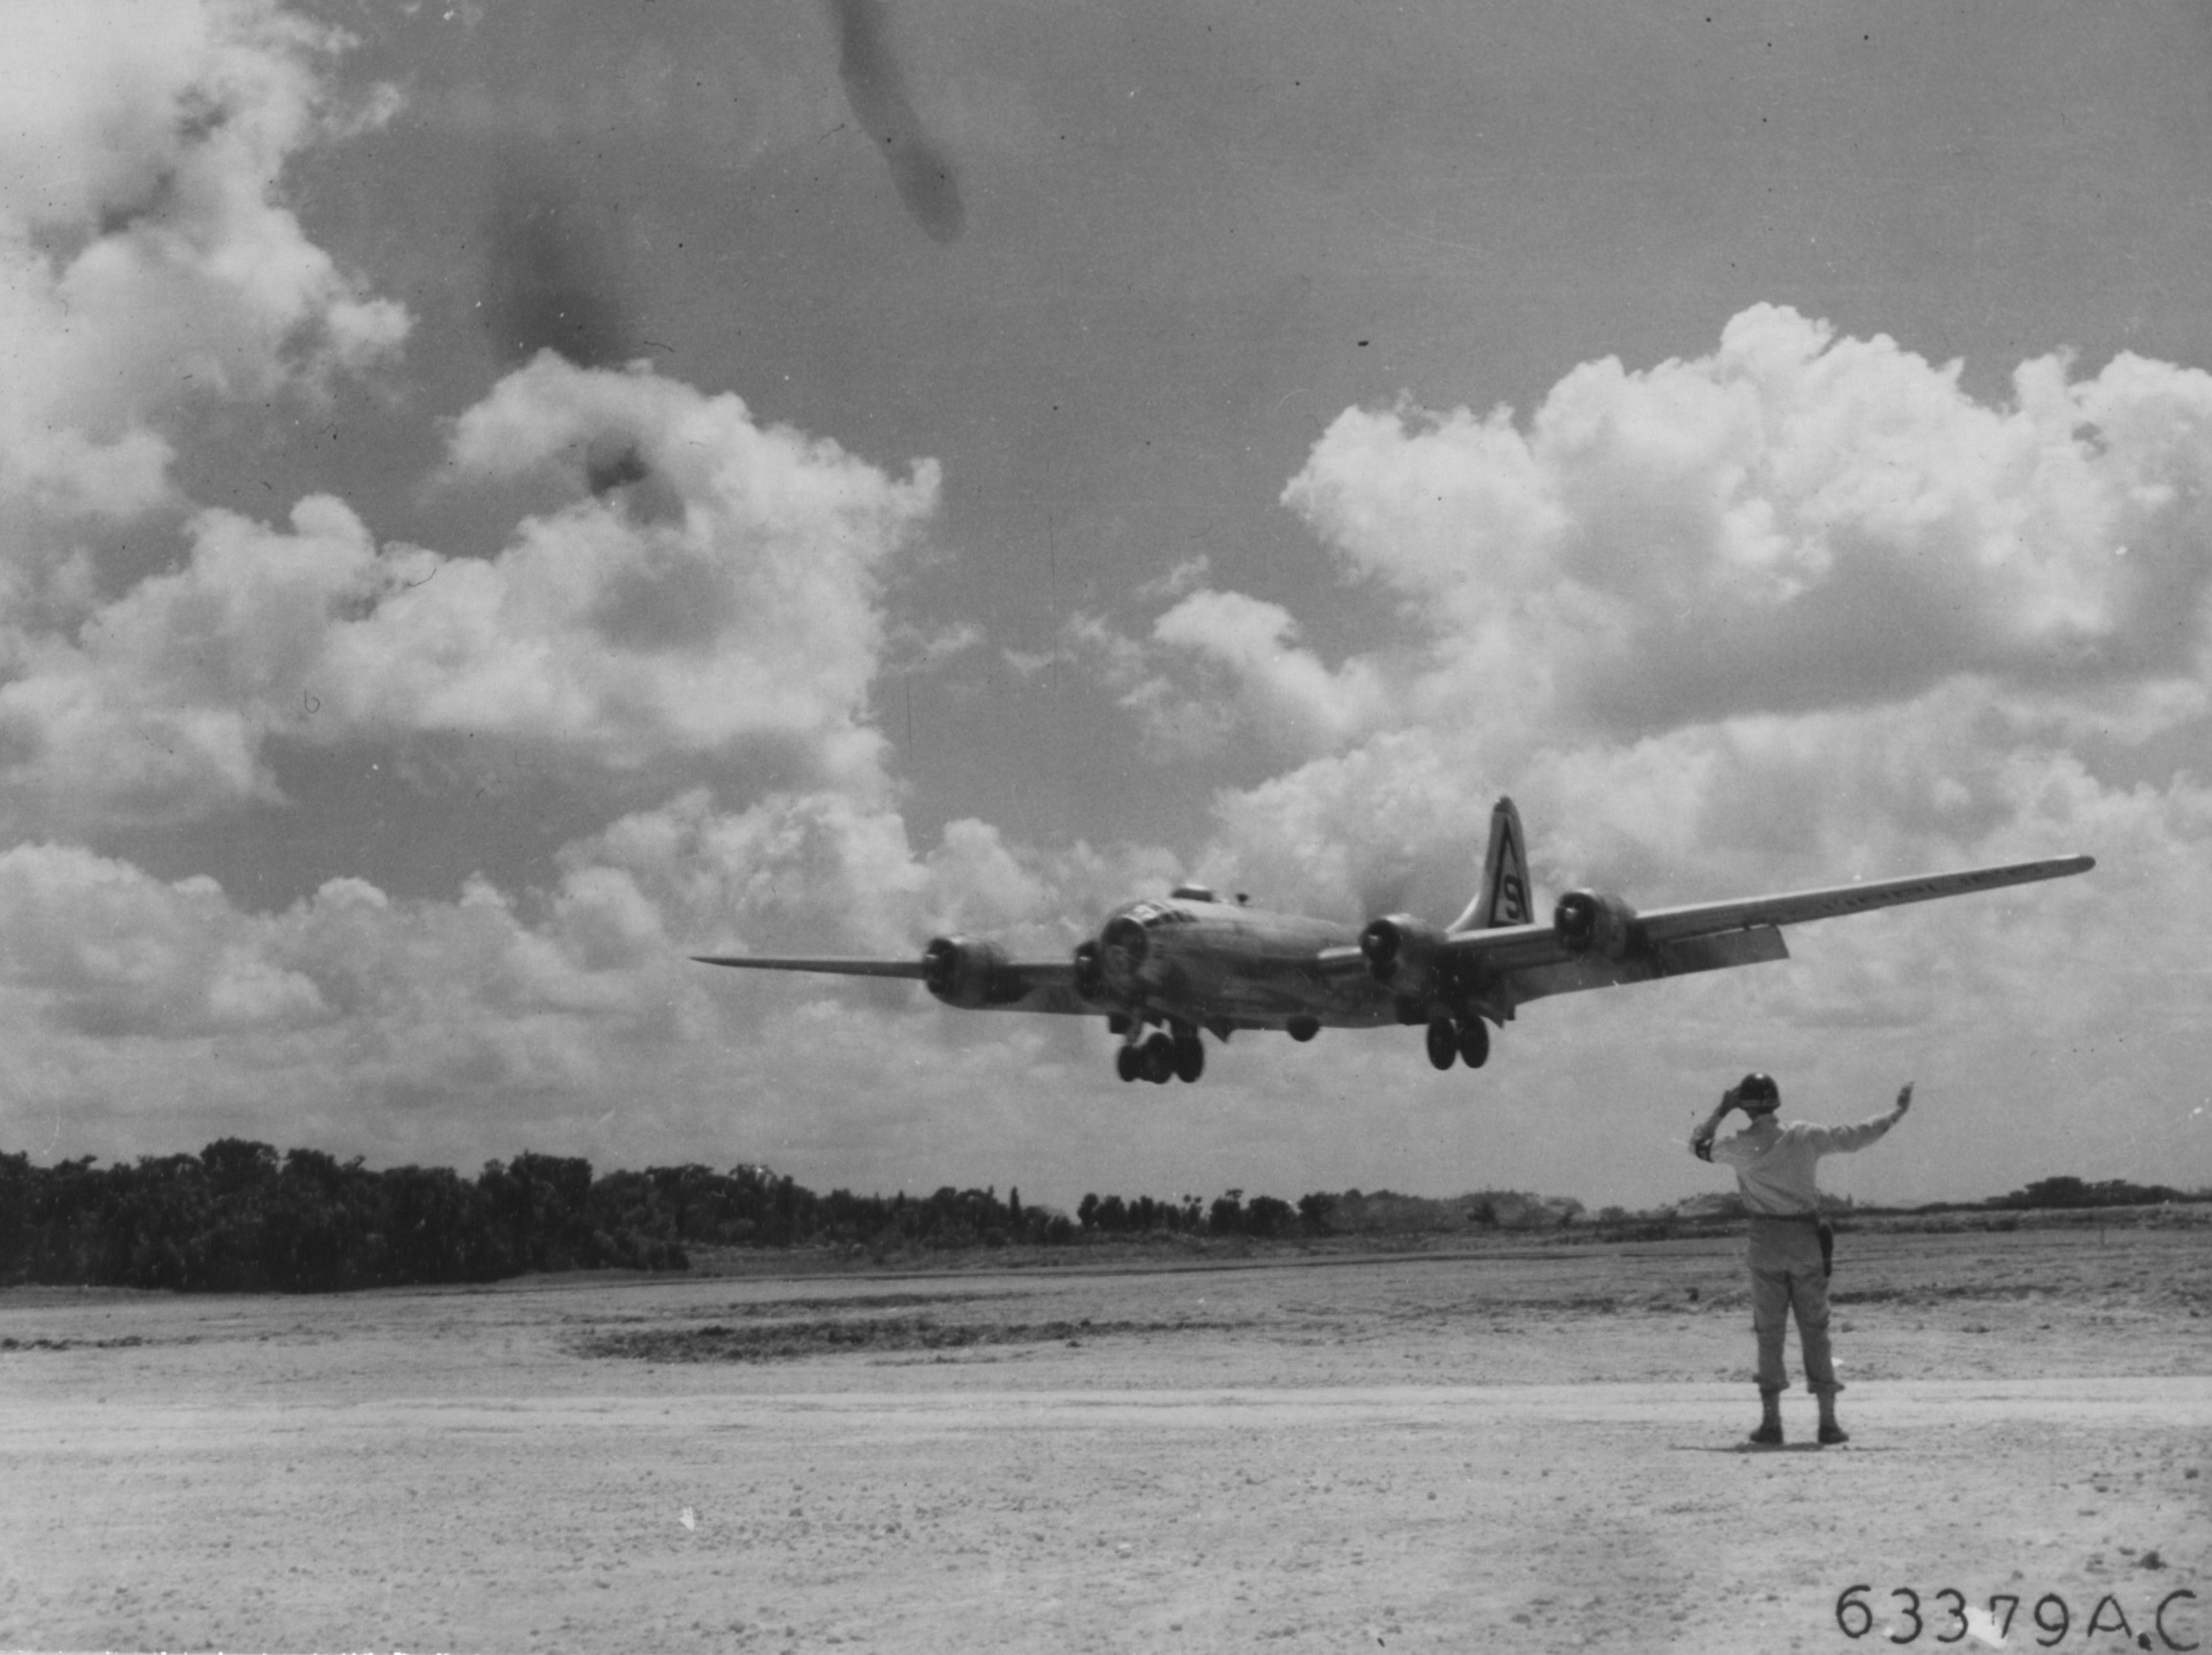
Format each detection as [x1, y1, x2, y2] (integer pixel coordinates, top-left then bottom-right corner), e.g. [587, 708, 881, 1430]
[1071, 938, 1108, 1002]
[1359, 914, 1448, 997]
[1552, 890, 1642, 961]
[922, 936, 1026, 1008]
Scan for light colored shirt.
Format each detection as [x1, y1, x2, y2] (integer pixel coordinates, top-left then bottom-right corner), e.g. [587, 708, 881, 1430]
[1697, 1113, 1901, 1216]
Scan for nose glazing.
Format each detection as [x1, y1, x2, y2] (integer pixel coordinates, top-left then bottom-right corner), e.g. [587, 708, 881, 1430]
[1100, 915, 1148, 985]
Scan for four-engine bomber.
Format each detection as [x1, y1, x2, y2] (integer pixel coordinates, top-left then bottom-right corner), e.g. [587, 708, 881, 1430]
[695, 798, 2093, 1083]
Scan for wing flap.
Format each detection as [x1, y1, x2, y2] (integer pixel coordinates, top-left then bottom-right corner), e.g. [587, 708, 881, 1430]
[1489, 924, 1790, 1006]
[1651, 923, 1790, 975]
[1435, 921, 1574, 974]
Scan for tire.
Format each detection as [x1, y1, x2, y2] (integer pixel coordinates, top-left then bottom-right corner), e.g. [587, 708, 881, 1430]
[1143, 1031, 1176, 1084]
[1457, 1017, 1490, 1069]
[1115, 1044, 1140, 1082]
[1425, 1017, 1457, 1070]
[1172, 1032, 1205, 1083]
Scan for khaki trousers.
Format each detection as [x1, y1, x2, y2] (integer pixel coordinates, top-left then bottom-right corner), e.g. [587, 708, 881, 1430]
[1746, 1215, 1840, 1396]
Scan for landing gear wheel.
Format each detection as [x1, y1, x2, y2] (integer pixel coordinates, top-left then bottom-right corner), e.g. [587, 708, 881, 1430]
[1141, 1031, 1176, 1084]
[1425, 1017, 1458, 1070]
[1115, 1043, 1140, 1083]
[1172, 1030, 1205, 1083]
[1457, 1017, 1490, 1069]
[1286, 1015, 1320, 1043]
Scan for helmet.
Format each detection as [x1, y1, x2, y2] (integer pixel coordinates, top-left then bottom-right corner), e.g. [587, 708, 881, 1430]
[1736, 1071, 1780, 1112]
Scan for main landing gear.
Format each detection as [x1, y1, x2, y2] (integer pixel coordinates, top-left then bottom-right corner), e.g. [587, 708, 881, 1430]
[1116, 1023, 1205, 1084]
[1425, 1015, 1490, 1071]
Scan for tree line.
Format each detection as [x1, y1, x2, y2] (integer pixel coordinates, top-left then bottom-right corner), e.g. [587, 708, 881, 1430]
[0, 1140, 1383, 1292]
[1, 1142, 2200, 1294]
[0, 1141, 1072, 1292]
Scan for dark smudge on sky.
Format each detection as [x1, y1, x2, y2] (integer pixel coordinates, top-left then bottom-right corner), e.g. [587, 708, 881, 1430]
[480, 157, 632, 369]
[480, 158, 675, 509]
[583, 434, 685, 523]
[583, 436, 651, 497]
[829, 0, 965, 243]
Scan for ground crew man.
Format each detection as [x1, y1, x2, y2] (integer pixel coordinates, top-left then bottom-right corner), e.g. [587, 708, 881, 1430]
[1690, 1072, 1913, 1446]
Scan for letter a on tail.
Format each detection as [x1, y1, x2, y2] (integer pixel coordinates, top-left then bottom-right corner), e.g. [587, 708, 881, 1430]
[1450, 796, 1533, 932]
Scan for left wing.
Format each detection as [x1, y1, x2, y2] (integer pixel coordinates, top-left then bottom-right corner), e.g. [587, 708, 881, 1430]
[1327, 852, 2097, 1011]
[1431, 853, 2095, 1003]
[1631, 854, 2096, 944]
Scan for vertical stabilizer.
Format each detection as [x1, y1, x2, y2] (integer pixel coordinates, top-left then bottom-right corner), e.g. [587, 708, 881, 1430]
[1448, 796, 1533, 932]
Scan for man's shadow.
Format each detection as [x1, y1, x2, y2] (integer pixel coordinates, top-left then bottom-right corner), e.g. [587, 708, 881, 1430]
[1669, 1441, 1900, 1454]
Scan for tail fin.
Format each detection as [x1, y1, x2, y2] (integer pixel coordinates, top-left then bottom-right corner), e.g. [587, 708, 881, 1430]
[1448, 796, 1533, 932]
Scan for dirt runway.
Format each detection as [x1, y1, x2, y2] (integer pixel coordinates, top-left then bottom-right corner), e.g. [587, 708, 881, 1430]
[3, 1223, 2206, 1654]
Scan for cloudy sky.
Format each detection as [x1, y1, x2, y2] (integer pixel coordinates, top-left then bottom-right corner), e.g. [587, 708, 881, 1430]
[4, 0, 2210, 1211]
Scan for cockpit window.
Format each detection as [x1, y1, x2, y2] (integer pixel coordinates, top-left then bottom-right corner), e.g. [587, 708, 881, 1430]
[1169, 884, 1217, 902]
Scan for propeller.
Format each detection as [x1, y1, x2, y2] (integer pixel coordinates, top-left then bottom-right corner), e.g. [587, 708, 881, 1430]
[921, 936, 961, 994]
[1072, 938, 1105, 1000]
[1359, 919, 1401, 983]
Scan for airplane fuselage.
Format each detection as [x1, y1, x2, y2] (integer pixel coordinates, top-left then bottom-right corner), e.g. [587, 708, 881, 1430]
[1093, 894, 1396, 1032]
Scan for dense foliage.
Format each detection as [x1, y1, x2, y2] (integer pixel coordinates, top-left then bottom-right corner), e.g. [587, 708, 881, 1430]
[2, 1143, 2201, 1294]
[0, 1142, 1049, 1291]
[1985, 1175, 2198, 1210]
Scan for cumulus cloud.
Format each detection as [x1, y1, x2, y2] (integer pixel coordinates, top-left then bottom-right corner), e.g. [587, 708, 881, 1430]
[372, 356, 939, 777]
[0, 357, 941, 831]
[0, 776, 1168, 1172]
[0, 836, 717, 1159]
[1147, 589, 1390, 758]
[581, 786, 1171, 965]
[1073, 309, 2212, 921]
[0, 0, 408, 523]
[1279, 305, 2212, 744]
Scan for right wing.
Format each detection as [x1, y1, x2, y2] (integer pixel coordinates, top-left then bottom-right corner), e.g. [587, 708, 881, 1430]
[691, 948, 1095, 1014]
[691, 954, 932, 978]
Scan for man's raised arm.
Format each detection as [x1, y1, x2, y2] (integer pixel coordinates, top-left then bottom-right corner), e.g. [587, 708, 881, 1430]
[1690, 1084, 1742, 1162]
[1809, 1082, 1916, 1156]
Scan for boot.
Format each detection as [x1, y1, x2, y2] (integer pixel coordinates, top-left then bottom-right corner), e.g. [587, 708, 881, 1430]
[1749, 1391, 1783, 1446]
[1817, 1394, 1848, 1445]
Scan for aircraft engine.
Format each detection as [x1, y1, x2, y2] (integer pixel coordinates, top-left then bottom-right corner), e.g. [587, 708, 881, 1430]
[1359, 914, 1447, 995]
[1552, 891, 1641, 960]
[1072, 938, 1108, 1001]
[921, 936, 1024, 1007]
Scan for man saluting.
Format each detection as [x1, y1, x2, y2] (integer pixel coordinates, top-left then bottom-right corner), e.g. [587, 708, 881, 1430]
[1690, 1073, 1914, 1446]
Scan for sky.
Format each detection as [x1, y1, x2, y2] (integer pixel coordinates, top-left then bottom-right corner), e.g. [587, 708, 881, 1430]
[2, 0, 2211, 1213]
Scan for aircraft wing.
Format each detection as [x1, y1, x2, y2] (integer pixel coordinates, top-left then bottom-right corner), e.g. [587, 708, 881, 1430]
[691, 951, 1093, 1014]
[692, 953, 933, 979]
[1629, 854, 2096, 943]
[1418, 852, 2095, 1005]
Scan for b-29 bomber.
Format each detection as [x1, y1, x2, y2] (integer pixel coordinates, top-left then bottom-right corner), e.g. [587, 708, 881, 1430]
[693, 799, 2092, 1084]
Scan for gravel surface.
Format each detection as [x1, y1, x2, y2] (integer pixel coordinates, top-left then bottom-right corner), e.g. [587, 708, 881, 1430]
[2, 1224, 2206, 1653]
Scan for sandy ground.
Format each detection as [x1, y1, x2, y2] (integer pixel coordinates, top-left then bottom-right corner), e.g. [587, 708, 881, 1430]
[1, 1223, 2207, 1655]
